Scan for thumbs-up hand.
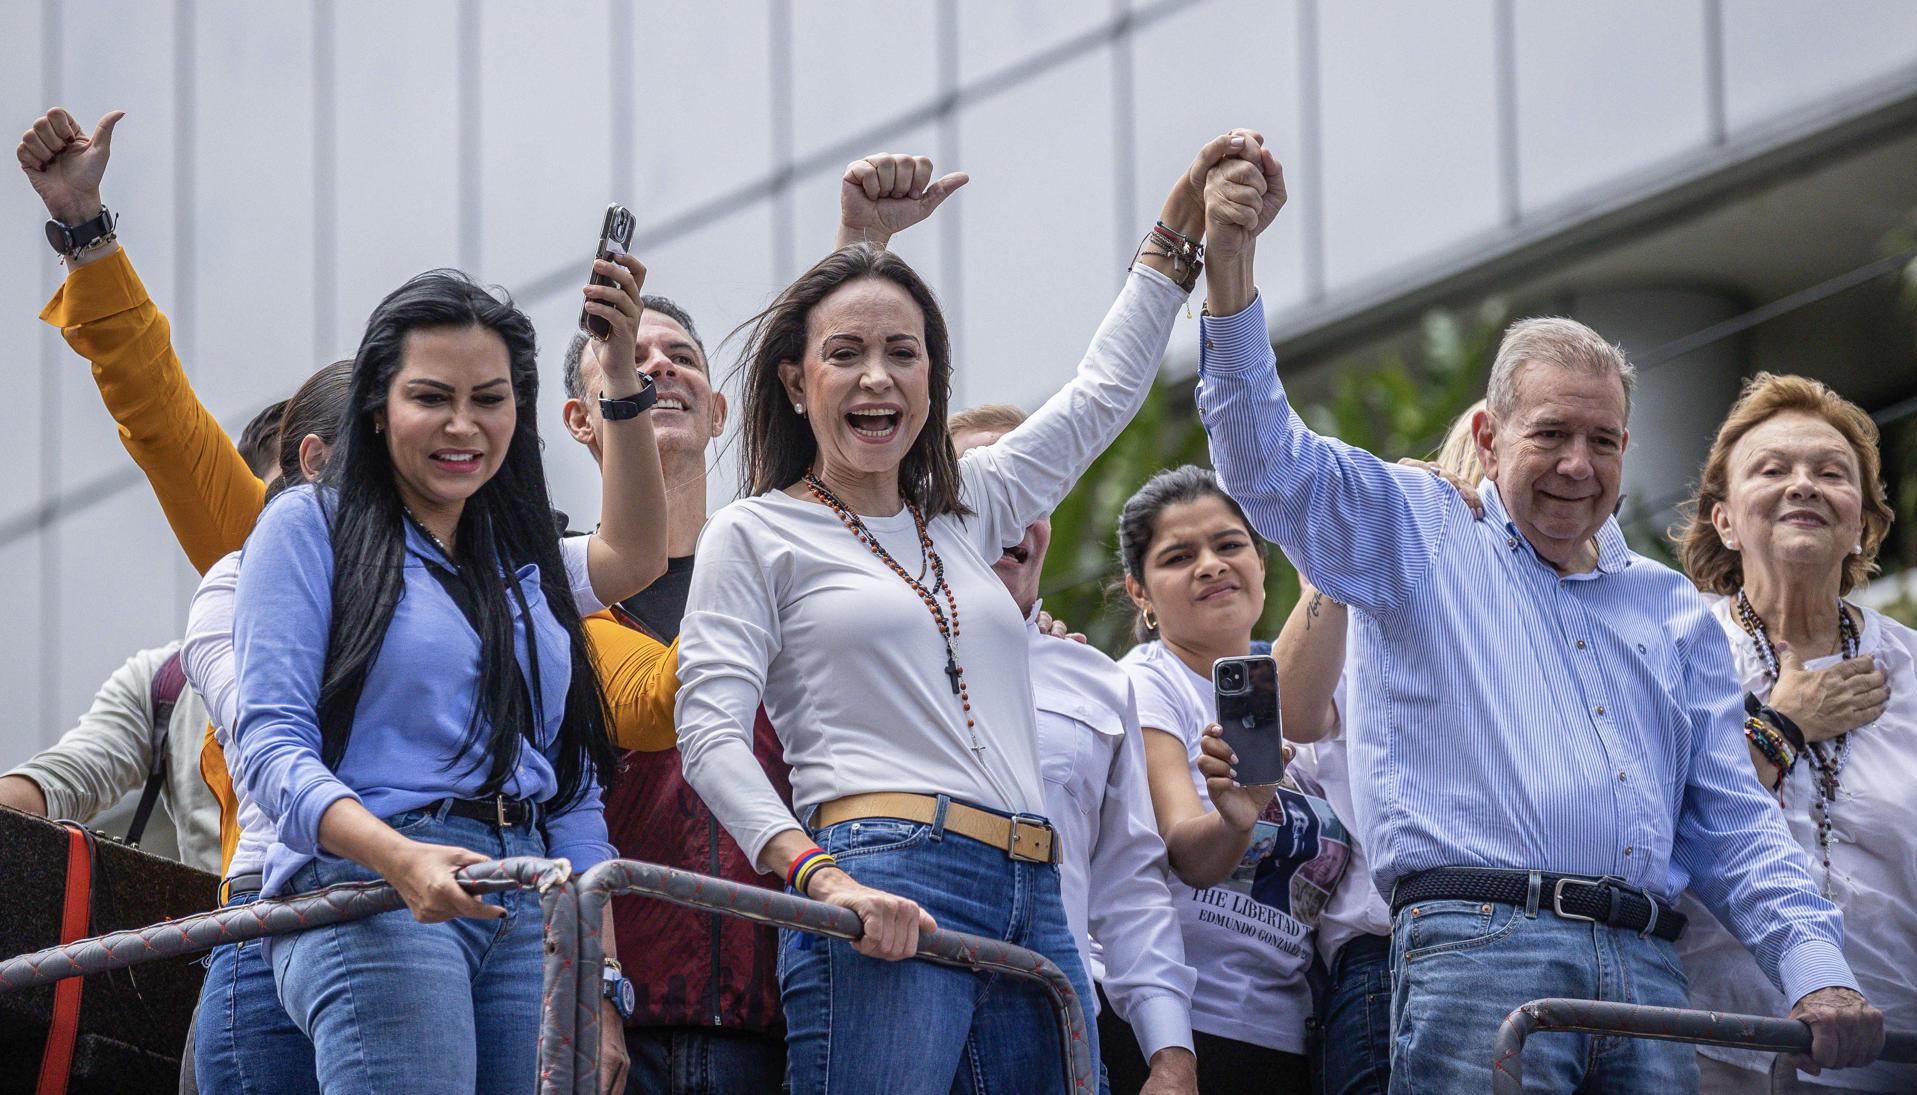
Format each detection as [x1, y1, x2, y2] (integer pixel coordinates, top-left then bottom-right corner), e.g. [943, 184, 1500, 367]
[835, 153, 969, 250]
[1768, 637, 1889, 744]
[17, 108, 124, 224]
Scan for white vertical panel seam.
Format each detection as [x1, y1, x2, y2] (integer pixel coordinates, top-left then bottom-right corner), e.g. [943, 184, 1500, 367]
[38, 0, 63, 740]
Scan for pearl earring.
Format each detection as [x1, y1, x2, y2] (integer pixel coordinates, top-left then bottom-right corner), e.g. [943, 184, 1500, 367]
[1723, 539, 1737, 551]
[1854, 543, 1864, 555]
[794, 403, 805, 416]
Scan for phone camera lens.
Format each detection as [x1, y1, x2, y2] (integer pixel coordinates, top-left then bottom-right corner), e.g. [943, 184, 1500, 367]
[1219, 664, 1246, 692]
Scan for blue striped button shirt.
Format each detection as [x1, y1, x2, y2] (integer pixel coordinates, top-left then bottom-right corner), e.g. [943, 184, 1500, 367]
[1194, 295, 1855, 1004]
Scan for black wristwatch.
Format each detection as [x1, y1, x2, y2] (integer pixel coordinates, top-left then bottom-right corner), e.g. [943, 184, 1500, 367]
[598, 372, 657, 420]
[601, 958, 637, 1021]
[46, 206, 117, 261]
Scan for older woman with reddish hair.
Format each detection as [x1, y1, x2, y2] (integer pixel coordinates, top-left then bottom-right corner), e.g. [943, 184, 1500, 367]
[1675, 372, 1912, 1095]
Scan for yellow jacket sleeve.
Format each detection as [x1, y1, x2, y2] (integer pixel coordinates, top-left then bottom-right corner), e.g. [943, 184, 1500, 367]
[584, 612, 681, 752]
[40, 248, 265, 573]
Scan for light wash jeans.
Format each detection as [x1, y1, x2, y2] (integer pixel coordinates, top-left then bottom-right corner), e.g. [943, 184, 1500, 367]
[194, 890, 320, 1095]
[270, 804, 548, 1095]
[1388, 874, 1698, 1095]
[779, 801, 1097, 1094]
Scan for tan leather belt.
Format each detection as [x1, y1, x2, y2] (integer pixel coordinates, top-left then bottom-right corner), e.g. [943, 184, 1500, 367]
[815, 793, 1056, 864]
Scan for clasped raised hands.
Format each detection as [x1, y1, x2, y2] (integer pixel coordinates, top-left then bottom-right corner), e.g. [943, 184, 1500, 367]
[1202, 129, 1285, 263]
[17, 107, 124, 224]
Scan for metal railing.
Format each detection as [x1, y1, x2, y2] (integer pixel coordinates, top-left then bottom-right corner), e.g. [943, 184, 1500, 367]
[571, 859, 1095, 1093]
[1492, 998, 1917, 1094]
[0, 856, 1093, 1095]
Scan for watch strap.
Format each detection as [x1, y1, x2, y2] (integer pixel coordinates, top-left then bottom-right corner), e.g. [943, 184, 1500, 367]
[46, 207, 117, 259]
[598, 372, 658, 420]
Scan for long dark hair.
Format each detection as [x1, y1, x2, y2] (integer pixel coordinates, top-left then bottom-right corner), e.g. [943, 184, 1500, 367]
[268, 360, 354, 495]
[1116, 465, 1267, 642]
[735, 243, 968, 517]
[315, 270, 613, 807]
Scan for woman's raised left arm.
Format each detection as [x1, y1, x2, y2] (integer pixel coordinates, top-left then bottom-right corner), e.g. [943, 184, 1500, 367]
[958, 131, 1270, 554]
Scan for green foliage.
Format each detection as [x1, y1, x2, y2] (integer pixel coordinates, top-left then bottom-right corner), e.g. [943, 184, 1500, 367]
[1041, 300, 1507, 657]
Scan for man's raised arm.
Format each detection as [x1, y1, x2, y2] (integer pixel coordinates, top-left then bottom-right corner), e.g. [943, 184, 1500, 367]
[1192, 134, 1456, 615]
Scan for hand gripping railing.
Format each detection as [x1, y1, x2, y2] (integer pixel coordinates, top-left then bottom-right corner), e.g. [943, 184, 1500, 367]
[0, 856, 586, 1095]
[1491, 998, 1917, 1093]
[1, 854, 1095, 1095]
[570, 858, 1096, 1095]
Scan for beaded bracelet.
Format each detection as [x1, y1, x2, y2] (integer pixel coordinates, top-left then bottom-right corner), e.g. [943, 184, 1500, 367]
[1743, 716, 1798, 778]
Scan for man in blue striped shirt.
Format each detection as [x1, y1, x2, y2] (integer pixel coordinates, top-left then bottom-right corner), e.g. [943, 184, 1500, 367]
[1189, 137, 1883, 1093]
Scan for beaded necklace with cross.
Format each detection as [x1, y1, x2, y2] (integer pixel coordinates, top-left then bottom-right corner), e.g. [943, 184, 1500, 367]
[804, 472, 985, 760]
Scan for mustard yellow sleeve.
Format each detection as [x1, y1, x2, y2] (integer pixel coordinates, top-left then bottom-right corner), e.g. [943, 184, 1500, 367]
[40, 248, 266, 573]
[584, 612, 681, 752]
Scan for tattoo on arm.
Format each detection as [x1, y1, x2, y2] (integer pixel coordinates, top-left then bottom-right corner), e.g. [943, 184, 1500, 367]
[1305, 591, 1323, 630]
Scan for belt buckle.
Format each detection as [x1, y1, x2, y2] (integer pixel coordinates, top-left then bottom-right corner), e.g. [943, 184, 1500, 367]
[1006, 815, 1052, 864]
[495, 795, 514, 829]
[1550, 876, 1607, 922]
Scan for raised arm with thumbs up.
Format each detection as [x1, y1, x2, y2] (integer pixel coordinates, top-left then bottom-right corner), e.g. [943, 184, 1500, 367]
[18, 107, 126, 265]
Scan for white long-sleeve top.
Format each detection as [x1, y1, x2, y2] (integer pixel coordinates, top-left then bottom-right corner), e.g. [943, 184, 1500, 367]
[184, 540, 609, 881]
[1677, 599, 1917, 1093]
[676, 265, 1186, 864]
[1027, 606, 1195, 1061]
[182, 552, 275, 879]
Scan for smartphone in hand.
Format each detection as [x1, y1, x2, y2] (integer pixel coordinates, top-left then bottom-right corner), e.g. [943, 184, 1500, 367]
[1214, 654, 1285, 787]
[580, 203, 637, 340]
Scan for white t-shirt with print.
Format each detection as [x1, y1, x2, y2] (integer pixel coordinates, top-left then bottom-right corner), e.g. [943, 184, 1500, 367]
[1120, 640, 1352, 1054]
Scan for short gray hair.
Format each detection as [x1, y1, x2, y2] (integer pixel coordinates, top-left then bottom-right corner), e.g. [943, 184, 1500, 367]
[562, 294, 707, 401]
[1485, 317, 1635, 422]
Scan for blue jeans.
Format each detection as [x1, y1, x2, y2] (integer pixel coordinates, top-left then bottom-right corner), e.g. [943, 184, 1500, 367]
[1387, 876, 1699, 1095]
[779, 806, 1097, 1094]
[623, 1026, 787, 1094]
[193, 890, 319, 1095]
[270, 805, 548, 1095]
[1313, 933, 1392, 1095]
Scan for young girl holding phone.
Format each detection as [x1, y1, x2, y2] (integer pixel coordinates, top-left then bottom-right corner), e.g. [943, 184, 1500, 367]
[1113, 465, 1349, 1095]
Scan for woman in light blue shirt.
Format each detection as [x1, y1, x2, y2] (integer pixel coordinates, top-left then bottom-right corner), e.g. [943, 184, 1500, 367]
[231, 259, 666, 1094]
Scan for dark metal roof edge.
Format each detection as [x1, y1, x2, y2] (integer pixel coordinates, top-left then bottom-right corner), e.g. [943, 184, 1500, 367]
[1166, 62, 1917, 373]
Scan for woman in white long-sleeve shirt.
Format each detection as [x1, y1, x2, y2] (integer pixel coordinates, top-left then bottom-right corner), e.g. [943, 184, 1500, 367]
[674, 133, 1261, 1093]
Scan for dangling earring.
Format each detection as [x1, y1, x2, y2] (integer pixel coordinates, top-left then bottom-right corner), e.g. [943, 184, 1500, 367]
[1142, 606, 1159, 633]
[374, 421, 384, 435]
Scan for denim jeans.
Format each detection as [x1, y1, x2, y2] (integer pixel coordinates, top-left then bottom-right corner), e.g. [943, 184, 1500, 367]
[1387, 876, 1698, 1095]
[1312, 933, 1392, 1095]
[622, 1026, 786, 1094]
[270, 805, 548, 1095]
[193, 890, 320, 1095]
[779, 805, 1097, 1094]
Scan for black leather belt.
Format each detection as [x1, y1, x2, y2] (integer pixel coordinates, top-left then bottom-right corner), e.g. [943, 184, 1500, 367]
[1391, 868, 1686, 942]
[220, 871, 265, 904]
[442, 795, 535, 829]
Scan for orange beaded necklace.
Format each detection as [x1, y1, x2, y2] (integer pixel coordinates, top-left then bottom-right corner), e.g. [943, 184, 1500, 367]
[804, 471, 984, 759]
